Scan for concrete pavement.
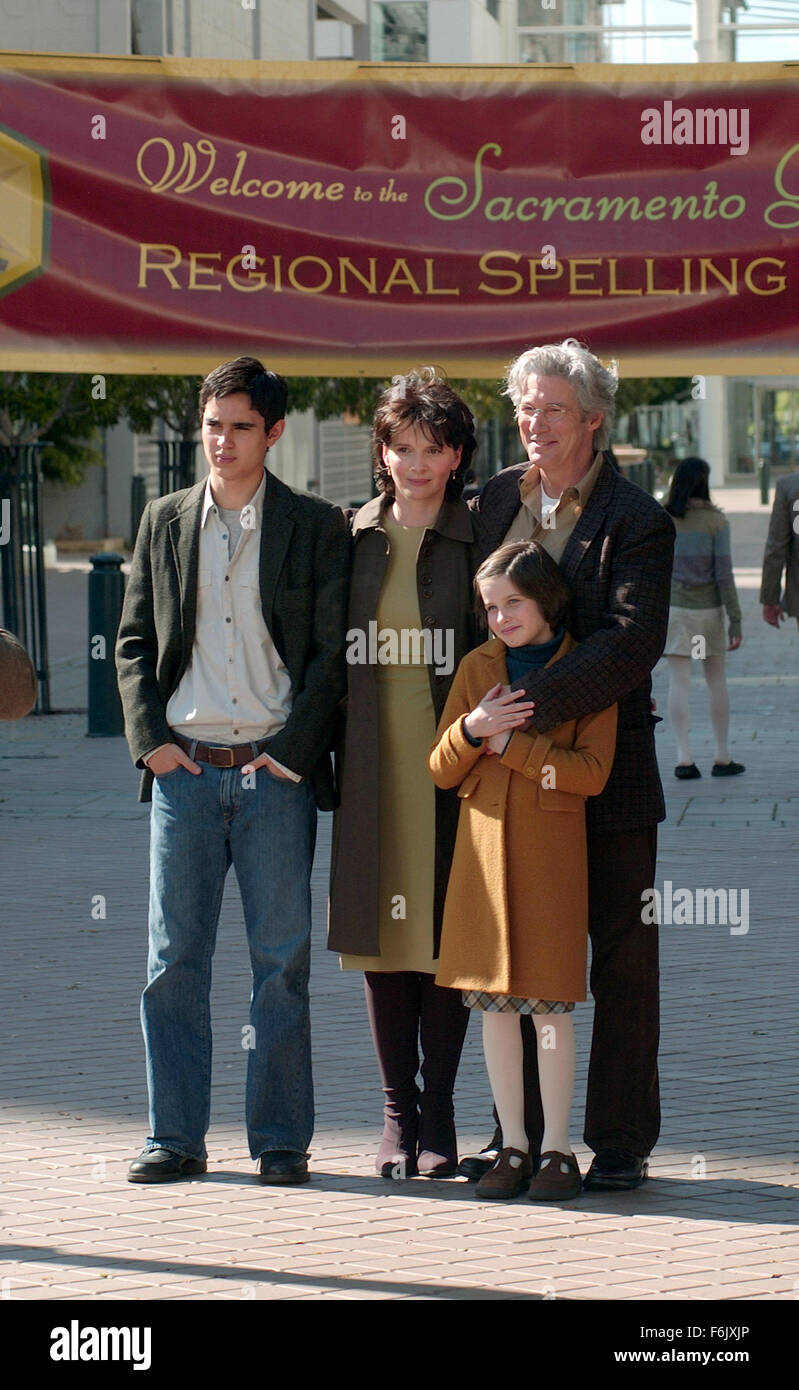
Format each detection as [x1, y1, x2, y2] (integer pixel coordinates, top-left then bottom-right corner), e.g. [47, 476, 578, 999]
[1, 486, 797, 1301]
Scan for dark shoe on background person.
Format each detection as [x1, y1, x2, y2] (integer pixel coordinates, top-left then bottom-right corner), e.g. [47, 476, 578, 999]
[674, 763, 701, 779]
[711, 760, 745, 777]
[527, 1150, 582, 1201]
[582, 1149, 648, 1191]
[457, 1126, 503, 1181]
[256, 1151, 309, 1185]
[127, 1147, 207, 1183]
[475, 1147, 533, 1200]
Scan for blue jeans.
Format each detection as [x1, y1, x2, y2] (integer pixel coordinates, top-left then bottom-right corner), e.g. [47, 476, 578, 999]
[141, 761, 317, 1160]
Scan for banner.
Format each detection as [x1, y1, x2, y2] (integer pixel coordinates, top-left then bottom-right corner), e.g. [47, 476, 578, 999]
[0, 55, 797, 375]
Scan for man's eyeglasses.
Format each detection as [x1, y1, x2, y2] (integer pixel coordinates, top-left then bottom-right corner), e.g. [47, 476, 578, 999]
[517, 404, 571, 424]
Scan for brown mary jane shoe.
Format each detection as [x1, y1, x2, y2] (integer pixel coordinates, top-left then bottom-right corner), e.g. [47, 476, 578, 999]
[527, 1150, 582, 1201]
[475, 1146, 533, 1200]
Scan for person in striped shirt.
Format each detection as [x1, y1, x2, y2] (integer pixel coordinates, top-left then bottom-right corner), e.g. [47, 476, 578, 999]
[663, 457, 744, 780]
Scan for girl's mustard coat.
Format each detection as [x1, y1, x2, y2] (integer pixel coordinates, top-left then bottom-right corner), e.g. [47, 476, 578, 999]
[428, 633, 618, 1001]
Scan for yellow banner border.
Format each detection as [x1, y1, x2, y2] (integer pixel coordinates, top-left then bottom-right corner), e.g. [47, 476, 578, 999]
[0, 52, 797, 85]
[0, 351, 797, 379]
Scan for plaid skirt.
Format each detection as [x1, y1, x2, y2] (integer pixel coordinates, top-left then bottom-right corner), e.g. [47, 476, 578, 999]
[462, 991, 575, 1015]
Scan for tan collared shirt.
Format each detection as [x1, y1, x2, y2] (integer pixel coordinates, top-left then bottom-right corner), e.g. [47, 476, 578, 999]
[502, 451, 604, 562]
[148, 471, 300, 779]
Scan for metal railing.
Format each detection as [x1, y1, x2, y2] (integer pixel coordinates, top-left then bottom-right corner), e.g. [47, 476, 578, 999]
[0, 443, 51, 713]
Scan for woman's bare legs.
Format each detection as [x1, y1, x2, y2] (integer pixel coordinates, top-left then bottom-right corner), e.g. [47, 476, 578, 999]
[667, 654, 694, 765]
[702, 653, 731, 764]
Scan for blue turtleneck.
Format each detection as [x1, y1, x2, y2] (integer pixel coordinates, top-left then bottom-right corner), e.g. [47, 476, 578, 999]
[504, 625, 565, 684]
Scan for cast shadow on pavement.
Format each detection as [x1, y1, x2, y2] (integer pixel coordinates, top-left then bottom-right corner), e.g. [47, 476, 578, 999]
[0, 1242, 540, 1300]
[187, 1168, 799, 1223]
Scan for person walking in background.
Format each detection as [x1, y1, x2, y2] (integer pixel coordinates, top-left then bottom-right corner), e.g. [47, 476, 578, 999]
[663, 457, 744, 781]
[116, 357, 349, 1186]
[760, 469, 799, 633]
[328, 369, 480, 1180]
[430, 542, 617, 1202]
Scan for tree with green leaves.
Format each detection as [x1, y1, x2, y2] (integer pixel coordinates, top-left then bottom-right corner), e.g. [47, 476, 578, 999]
[116, 374, 203, 440]
[0, 372, 124, 484]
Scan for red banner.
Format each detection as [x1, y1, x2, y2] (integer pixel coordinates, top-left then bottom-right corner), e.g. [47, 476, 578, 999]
[0, 57, 797, 374]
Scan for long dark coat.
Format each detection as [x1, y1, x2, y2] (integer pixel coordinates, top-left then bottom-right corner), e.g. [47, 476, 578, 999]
[327, 493, 480, 958]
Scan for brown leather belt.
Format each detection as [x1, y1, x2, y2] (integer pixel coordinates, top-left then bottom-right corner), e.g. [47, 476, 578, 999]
[172, 731, 270, 769]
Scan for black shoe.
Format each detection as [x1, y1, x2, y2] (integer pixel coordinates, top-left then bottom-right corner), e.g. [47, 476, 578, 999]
[127, 1147, 207, 1183]
[582, 1149, 648, 1192]
[674, 763, 701, 779]
[256, 1150, 309, 1184]
[457, 1127, 503, 1182]
[711, 760, 745, 777]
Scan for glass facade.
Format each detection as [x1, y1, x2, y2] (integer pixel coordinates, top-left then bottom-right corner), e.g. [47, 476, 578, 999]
[372, 1, 428, 61]
[517, 0, 799, 66]
[729, 384, 799, 478]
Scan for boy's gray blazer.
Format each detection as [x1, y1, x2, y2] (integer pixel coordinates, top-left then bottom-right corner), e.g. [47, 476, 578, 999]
[115, 470, 350, 809]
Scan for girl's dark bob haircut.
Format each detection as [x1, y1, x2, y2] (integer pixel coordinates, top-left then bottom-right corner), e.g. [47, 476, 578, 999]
[372, 367, 478, 501]
[474, 540, 571, 631]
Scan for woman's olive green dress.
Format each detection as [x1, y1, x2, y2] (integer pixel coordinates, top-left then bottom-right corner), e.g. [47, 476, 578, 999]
[341, 511, 437, 973]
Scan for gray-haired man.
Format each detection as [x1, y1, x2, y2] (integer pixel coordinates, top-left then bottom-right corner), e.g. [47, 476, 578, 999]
[463, 338, 675, 1191]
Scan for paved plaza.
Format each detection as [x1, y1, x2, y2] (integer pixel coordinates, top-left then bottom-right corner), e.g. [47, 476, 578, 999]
[0, 487, 797, 1301]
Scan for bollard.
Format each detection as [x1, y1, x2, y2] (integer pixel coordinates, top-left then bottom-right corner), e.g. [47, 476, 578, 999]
[88, 553, 125, 737]
[758, 458, 770, 505]
[130, 474, 146, 546]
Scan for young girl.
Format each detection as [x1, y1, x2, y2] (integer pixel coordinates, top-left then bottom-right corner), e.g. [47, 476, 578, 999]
[428, 541, 618, 1201]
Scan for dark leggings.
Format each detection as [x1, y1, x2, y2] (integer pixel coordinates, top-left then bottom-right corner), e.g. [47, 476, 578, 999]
[364, 970, 469, 1153]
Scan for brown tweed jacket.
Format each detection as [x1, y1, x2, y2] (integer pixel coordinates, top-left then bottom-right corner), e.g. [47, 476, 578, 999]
[472, 456, 675, 833]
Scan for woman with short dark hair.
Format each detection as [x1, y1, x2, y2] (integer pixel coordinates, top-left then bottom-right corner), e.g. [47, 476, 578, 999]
[328, 368, 480, 1179]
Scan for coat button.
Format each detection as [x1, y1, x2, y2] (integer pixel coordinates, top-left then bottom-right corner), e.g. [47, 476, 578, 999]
[424, 615, 435, 626]
[422, 588, 433, 599]
[525, 768, 536, 777]
[420, 574, 433, 585]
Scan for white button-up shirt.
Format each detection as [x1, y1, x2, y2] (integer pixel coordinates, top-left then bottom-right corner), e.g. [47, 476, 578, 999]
[160, 471, 299, 776]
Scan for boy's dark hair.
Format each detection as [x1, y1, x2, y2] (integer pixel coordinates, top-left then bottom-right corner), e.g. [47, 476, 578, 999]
[199, 356, 288, 431]
[372, 367, 478, 501]
[474, 540, 571, 630]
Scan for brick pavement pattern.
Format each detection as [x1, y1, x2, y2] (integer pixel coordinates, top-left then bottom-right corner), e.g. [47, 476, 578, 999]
[1, 488, 797, 1301]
